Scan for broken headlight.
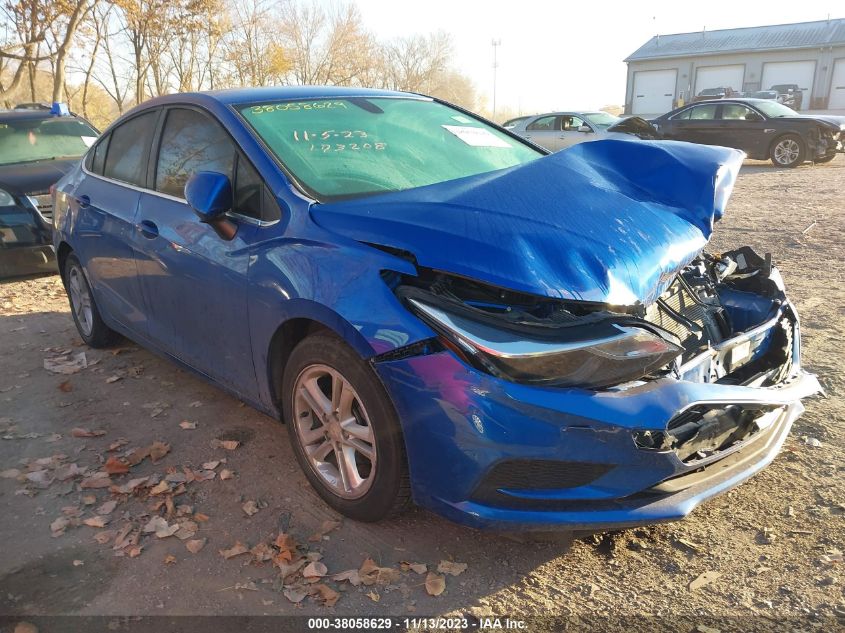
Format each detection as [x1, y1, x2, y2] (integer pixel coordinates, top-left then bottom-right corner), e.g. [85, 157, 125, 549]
[407, 298, 683, 388]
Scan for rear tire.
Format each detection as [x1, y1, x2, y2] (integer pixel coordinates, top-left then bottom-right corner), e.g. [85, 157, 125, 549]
[282, 333, 411, 522]
[770, 134, 805, 168]
[62, 254, 119, 348]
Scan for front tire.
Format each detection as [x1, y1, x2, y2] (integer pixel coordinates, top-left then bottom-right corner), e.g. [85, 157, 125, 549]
[282, 333, 411, 522]
[770, 134, 805, 168]
[62, 254, 119, 348]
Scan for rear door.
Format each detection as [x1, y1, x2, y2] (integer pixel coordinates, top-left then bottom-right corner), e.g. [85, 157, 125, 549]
[133, 106, 267, 396]
[72, 110, 160, 335]
[662, 103, 720, 145]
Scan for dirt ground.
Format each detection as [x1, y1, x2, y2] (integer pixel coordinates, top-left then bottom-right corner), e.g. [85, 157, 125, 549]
[0, 158, 843, 630]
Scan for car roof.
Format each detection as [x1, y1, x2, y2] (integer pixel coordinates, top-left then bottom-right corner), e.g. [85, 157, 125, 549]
[0, 110, 83, 123]
[140, 86, 418, 108]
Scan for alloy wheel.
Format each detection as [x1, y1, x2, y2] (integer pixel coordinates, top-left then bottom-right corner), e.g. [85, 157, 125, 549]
[774, 138, 800, 165]
[292, 364, 377, 499]
[68, 265, 94, 337]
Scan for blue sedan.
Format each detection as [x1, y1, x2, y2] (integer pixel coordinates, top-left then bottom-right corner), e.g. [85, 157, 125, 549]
[52, 87, 819, 530]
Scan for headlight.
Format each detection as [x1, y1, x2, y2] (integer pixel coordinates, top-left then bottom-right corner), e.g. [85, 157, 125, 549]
[408, 298, 682, 388]
[0, 188, 15, 206]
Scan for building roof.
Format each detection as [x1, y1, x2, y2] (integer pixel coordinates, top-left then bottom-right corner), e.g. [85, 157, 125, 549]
[625, 18, 845, 62]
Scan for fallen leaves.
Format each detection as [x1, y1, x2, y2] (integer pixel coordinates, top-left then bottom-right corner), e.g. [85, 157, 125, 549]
[58, 380, 73, 392]
[80, 473, 112, 489]
[43, 352, 87, 374]
[149, 441, 171, 463]
[219, 541, 250, 559]
[164, 554, 177, 565]
[400, 561, 428, 575]
[186, 538, 207, 554]
[211, 439, 239, 451]
[104, 456, 129, 475]
[83, 516, 110, 528]
[425, 572, 446, 596]
[437, 560, 467, 576]
[242, 500, 259, 517]
[143, 516, 180, 538]
[303, 561, 328, 580]
[179, 420, 197, 430]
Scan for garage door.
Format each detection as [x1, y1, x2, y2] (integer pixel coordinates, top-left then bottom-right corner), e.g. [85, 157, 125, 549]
[761, 61, 815, 110]
[827, 59, 845, 109]
[694, 64, 744, 96]
[631, 69, 676, 116]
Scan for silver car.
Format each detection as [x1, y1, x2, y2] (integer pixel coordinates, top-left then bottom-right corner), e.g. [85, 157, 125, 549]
[503, 111, 651, 152]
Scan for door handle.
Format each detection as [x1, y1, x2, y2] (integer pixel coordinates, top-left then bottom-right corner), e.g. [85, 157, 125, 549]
[75, 195, 90, 208]
[138, 220, 159, 239]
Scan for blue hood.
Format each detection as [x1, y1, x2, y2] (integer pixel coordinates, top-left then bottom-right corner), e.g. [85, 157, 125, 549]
[311, 139, 744, 306]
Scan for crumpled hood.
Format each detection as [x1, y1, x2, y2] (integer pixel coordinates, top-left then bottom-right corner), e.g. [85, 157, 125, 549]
[311, 139, 744, 306]
[606, 116, 661, 140]
[0, 158, 78, 195]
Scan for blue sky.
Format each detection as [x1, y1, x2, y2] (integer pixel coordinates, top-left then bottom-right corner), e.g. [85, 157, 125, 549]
[348, 0, 842, 113]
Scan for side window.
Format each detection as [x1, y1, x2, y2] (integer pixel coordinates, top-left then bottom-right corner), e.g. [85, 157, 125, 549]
[721, 104, 753, 120]
[670, 108, 692, 120]
[234, 156, 262, 219]
[562, 116, 585, 131]
[526, 115, 558, 131]
[90, 134, 110, 175]
[103, 111, 157, 186]
[688, 104, 718, 120]
[155, 108, 235, 198]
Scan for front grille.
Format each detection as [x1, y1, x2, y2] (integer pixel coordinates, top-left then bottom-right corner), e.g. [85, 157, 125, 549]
[27, 192, 53, 222]
[470, 459, 612, 507]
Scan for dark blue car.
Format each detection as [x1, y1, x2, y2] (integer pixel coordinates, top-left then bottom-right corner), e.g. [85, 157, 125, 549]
[52, 87, 820, 530]
[0, 105, 99, 277]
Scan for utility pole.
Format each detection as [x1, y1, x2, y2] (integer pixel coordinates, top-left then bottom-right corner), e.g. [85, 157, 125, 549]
[492, 38, 501, 119]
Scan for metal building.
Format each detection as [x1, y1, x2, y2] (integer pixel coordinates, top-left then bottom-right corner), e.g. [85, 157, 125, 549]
[624, 18, 845, 115]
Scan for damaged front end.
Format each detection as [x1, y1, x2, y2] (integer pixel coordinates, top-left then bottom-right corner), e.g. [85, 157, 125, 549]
[314, 138, 819, 530]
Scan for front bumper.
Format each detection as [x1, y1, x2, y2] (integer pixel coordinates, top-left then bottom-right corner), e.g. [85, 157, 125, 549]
[375, 305, 820, 531]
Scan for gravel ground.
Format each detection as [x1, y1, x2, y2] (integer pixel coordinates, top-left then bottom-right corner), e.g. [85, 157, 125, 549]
[0, 158, 842, 631]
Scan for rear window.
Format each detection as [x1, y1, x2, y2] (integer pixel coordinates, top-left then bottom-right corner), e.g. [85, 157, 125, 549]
[103, 111, 158, 187]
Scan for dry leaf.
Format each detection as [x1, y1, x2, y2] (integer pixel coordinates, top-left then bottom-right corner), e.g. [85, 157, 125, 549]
[105, 375, 122, 384]
[194, 512, 210, 522]
[164, 554, 177, 565]
[425, 572, 446, 596]
[219, 469, 233, 480]
[251, 542, 275, 563]
[124, 447, 150, 466]
[219, 541, 249, 559]
[83, 516, 109, 528]
[50, 516, 70, 534]
[212, 439, 239, 450]
[283, 587, 308, 604]
[127, 545, 143, 558]
[107, 438, 129, 452]
[58, 380, 73, 393]
[94, 530, 116, 544]
[149, 441, 171, 463]
[80, 473, 112, 489]
[366, 591, 380, 602]
[95, 500, 117, 515]
[186, 538, 206, 554]
[242, 500, 259, 516]
[104, 457, 129, 475]
[400, 561, 428, 575]
[689, 571, 722, 591]
[202, 460, 220, 470]
[437, 560, 467, 576]
[0, 468, 21, 479]
[112, 476, 149, 494]
[303, 561, 328, 579]
[274, 532, 296, 551]
[311, 583, 339, 607]
[332, 569, 362, 586]
[149, 480, 170, 496]
[179, 420, 197, 430]
[44, 352, 87, 374]
[71, 427, 106, 438]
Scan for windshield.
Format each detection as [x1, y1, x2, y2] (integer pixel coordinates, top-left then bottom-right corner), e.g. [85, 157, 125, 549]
[236, 97, 541, 199]
[0, 117, 98, 166]
[583, 112, 620, 129]
[753, 101, 799, 118]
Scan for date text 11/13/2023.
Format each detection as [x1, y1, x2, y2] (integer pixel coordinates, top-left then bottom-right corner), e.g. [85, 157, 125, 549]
[306, 617, 527, 630]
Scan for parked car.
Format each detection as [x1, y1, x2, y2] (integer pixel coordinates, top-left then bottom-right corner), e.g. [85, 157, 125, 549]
[691, 87, 738, 102]
[53, 87, 820, 530]
[741, 90, 779, 100]
[0, 104, 98, 278]
[506, 111, 658, 151]
[652, 98, 844, 167]
[769, 84, 803, 110]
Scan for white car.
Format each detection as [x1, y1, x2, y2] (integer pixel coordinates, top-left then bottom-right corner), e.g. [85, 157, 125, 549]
[503, 111, 657, 152]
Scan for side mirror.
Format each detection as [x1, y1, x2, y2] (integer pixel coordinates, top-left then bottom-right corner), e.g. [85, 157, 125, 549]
[185, 171, 237, 240]
[577, 124, 592, 133]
